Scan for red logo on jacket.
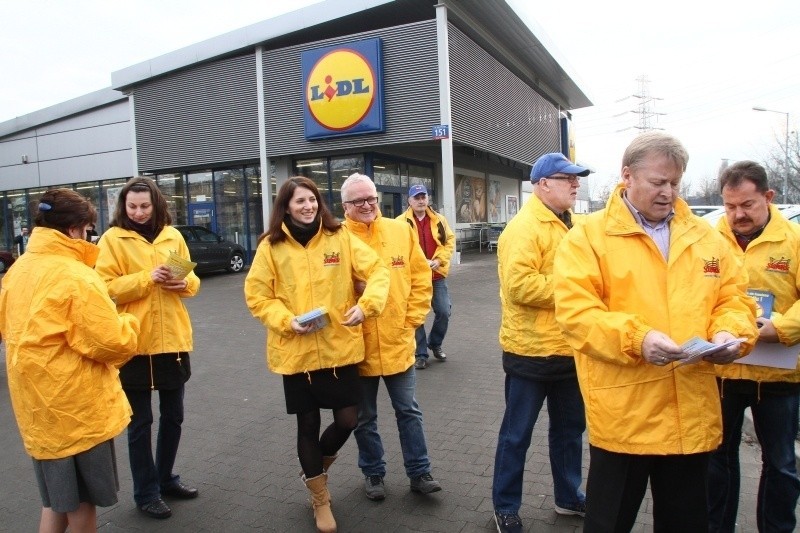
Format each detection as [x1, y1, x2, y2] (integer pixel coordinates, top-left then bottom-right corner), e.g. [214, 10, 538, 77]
[703, 257, 720, 275]
[323, 252, 341, 266]
[390, 255, 405, 268]
[766, 256, 790, 273]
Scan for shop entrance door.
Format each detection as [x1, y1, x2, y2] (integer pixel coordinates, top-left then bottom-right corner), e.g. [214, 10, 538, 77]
[188, 202, 216, 232]
[379, 192, 403, 218]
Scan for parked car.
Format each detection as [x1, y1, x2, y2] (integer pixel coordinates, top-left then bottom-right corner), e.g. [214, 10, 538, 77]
[0, 251, 15, 273]
[174, 225, 246, 274]
[689, 205, 722, 217]
[702, 204, 800, 227]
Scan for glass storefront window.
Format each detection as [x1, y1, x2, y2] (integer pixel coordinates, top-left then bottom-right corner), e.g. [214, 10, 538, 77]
[409, 163, 434, 206]
[214, 168, 245, 245]
[100, 179, 128, 226]
[373, 159, 401, 187]
[330, 155, 364, 218]
[4, 189, 27, 253]
[296, 157, 327, 191]
[188, 171, 213, 203]
[246, 165, 262, 256]
[74, 182, 103, 232]
[157, 173, 186, 225]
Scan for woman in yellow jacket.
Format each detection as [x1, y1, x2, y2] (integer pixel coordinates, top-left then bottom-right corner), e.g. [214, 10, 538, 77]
[0, 189, 139, 533]
[245, 176, 389, 533]
[95, 177, 201, 520]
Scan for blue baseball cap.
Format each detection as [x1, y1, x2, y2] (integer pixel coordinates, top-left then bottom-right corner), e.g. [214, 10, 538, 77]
[408, 184, 428, 197]
[531, 153, 591, 183]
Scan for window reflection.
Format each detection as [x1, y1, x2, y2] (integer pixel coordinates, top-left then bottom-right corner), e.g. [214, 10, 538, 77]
[214, 168, 245, 245]
[157, 173, 187, 225]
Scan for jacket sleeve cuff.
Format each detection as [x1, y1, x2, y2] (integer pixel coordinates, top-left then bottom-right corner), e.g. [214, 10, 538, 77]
[632, 325, 653, 358]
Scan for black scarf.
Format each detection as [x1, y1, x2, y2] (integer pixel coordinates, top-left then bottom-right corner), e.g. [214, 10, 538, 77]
[285, 217, 319, 247]
[128, 220, 158, 243]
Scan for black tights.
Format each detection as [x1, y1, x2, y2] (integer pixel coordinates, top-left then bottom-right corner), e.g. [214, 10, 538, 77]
[297, 405, 358, 478]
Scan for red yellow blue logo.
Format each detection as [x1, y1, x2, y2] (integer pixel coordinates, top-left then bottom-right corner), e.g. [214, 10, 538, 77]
[302, 39, 385, 139]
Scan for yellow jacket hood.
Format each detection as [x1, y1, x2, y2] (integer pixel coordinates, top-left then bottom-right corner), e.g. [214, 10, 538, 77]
[0, 227, 140, 459]
[244, 224, 390, 375]
[715, 204, 800, 382]
[554, 185, 758, 455]
[95, 225, 199, 356]
[498, 195, 573, 357]
[344, 213, 432, 376]
[397, 206, 455, 277]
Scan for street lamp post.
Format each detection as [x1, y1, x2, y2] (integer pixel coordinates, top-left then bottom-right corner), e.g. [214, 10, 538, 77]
[753, 106, 791, 202]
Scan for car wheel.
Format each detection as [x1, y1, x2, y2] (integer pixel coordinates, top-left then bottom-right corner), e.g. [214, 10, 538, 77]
[227, 253, 245, 273]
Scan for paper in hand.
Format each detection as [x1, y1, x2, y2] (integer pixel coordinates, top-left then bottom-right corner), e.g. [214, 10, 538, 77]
[676, 336, 746, 366]
[165, 251, 197, 280]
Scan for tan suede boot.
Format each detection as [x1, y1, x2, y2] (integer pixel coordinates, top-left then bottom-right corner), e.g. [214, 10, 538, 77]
[304, 473, 337, 533]
[322, 453, 338, 473]
[298, 453, 338, 477]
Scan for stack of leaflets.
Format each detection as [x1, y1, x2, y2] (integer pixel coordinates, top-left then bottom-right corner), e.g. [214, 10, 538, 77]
[296, 307, 330, 333]
[677, 336, 746, 366]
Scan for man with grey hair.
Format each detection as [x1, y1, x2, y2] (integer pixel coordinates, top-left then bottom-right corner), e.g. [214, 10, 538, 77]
[554, 132, 758, 531]
[340, 173, 441, 501]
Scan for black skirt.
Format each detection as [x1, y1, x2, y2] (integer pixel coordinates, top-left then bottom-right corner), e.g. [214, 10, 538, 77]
[119, 353, 191, 391]
[283, 364, 362, 414]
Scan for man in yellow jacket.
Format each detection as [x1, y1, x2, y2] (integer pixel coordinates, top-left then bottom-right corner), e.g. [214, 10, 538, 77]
[554, 132, 758, 532]
[341, 173, 441, 501]
[492, 153, 590, 533]
[708, 160, 800, 533]
[397, 184, 455, 369]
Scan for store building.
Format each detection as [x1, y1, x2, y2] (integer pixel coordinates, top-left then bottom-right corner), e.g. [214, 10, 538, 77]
[0, 0, 590, 261]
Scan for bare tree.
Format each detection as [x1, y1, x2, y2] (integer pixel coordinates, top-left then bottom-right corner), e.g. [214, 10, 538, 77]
[692, 176, 722, 205]
[759, 129, 798, 202]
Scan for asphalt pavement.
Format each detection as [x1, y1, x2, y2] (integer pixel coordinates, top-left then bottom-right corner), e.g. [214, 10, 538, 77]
[0, 251, 785, 531]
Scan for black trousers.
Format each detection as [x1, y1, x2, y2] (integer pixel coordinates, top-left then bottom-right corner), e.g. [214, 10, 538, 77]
[584, 445, 710, 533]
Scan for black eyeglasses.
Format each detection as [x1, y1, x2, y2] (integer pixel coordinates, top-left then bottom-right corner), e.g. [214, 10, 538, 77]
[544, 174, 581, 185]
[344, 197, 379, 207]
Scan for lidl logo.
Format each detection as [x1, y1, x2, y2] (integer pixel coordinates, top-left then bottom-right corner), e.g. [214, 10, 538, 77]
[302, 39, 385, 140]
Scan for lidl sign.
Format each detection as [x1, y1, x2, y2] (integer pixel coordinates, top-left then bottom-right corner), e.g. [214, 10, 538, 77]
[302, 38, 385, 140]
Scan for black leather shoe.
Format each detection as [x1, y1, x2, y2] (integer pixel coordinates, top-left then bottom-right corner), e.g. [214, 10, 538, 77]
[139, 498, 172, 519]
[161, 481, 199, 499]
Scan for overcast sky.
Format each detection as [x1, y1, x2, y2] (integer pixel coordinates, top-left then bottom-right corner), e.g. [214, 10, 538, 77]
[1, 0, 798, 195]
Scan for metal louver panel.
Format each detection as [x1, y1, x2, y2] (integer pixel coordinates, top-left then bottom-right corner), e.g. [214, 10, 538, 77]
[263, 20, 439, 157]
[448, 24, 560, 165]
[134, 54, 259, 171]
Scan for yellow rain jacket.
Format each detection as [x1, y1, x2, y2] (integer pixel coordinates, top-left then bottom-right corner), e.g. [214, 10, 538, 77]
[96, 226, 199, 356]
[344, 212, 432, 376]
[0, 228, 140, 459]
[244, 223, 389, 375]
[715, 204, 800, 383]
[498, 194, 573, 357]
[397, 206, 456, 278]
[554, 185, 758, 455]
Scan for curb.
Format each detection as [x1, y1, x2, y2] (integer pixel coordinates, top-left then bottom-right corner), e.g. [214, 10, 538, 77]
[742, 407, 800, 472]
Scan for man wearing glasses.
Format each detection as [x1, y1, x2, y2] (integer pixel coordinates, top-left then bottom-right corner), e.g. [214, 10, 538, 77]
[397, 184, 455, 370]
[341, 173, 442, 501]
[492, 152, 590, 533]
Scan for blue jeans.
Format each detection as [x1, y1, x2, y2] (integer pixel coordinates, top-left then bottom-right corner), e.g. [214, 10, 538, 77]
[125, 386, 185, 505]
[354, 366, 431, 478]
[708, 385, 800, 533]
[415, 278, 451, 357]
[492, 373, 585, 513]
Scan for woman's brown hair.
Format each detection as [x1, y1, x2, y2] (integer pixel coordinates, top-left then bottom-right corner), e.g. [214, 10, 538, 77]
[34, 188, 97, 237]
[260, 176, 341, 244]
[110, 176, 172, 233]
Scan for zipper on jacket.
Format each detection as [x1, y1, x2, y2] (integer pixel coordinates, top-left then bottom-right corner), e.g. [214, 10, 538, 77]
[149, 355, 155, 391]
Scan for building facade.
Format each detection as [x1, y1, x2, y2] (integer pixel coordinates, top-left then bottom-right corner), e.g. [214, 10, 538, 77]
[0, 0, 590, 262]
